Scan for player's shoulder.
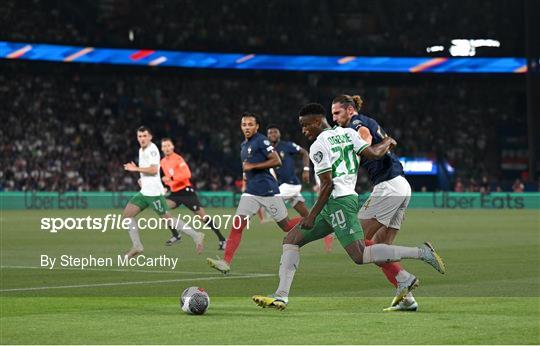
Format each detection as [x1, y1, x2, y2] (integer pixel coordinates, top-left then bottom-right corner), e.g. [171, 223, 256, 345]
[147, 142, 159, 153]
[309, 134, 326, 152]
[255, 133, 272, 147]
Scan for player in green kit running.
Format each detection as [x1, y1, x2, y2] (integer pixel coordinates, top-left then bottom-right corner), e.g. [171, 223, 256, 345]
[252, 103, 446, 310]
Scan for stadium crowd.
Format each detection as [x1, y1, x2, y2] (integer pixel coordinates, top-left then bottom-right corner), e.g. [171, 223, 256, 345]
[1, 0, 523, 56]
[1, 63, 532, 192]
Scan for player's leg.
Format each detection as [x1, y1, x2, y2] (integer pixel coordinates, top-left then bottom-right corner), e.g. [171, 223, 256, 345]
[280, 183, 308, 218]
[176, 187, 224, 249]
[122, 193, 146, 258]
[341, 234, 445, 306]
[253, 215, 333, 309]
[359, 181, 413, 292]
[163, 195, 182, 245]
[154, 195, 205, 254]
[267, 197, 301, 232]
[194, 207, 226, 249]
[361, 177, 420, 309]
[206, 194, 257, 273]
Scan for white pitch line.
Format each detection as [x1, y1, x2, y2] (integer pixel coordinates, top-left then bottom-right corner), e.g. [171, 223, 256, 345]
[0, 273, 275, 292]
[0, 265, 272, 277]
[0, 265, 221, 275]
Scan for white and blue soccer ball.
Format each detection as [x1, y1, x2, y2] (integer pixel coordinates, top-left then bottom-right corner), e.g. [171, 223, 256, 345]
[180, 286, 210, 315]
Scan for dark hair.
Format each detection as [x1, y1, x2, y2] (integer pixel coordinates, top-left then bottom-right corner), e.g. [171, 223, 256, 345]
[266, 124, 280, 131]
[137, 126, 152, 135]
[298, 103, 326, 117]
[161, 137, 174, 145]
[332, 94, 363, 111]
[241, 112, 260, 125]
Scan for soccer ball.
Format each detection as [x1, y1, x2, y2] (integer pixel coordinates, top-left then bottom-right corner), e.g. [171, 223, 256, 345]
[180, 286, 210, 315]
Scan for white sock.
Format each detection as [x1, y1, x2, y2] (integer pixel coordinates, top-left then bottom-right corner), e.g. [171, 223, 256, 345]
[395, 269, 412, 283]
[175, 219, 199, 239]
[126, 218, 143, 249]
[363, 244, 421, 264]
[275, 244, 300, 298]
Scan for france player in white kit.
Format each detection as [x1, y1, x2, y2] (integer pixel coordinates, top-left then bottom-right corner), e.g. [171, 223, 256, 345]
[253, 103, 446, 310]
[122, 126, 204, 258]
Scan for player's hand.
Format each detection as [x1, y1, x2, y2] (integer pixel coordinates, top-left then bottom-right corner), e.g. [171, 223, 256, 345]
[124, 161, 139, 172]
[300, 214, 315, 229]
[386, 137, 397, 151]
[243, 162, 255, 172]
[302, 171, 310, 183]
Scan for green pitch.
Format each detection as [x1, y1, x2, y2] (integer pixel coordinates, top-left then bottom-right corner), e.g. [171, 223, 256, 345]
[1, 208, 539, 344]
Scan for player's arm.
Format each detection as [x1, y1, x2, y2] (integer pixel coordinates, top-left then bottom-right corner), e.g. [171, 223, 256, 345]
[301, 171, 332, 229]
[177, 156, 192, 180]
[124, 162, 159, 175]
[358, 126, 372, 145]
[298, 147, 310, 183]
[243, 151, 282, 172]
[160, 167, 172, 185]
[360, 137, 397, 160]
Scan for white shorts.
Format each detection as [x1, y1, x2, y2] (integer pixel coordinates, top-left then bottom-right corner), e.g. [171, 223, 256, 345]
[236, 193, 288, 222]
[358, 175, 411, 230]
[278, 183, 305, 207]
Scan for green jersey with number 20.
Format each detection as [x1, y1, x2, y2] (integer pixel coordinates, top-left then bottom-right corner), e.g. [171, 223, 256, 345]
[310, 126, 369, 198]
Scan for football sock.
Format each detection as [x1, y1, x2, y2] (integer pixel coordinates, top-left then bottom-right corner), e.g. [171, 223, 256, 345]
[175, 219, 198, 239]
[223, 218, 248, 264]
[363, 244, 421, 264]
[284, 217, 302, 232]
[168, 224, 180, 238]
[364, 239, 399, 287]
[203, 215, 226, 241]
[126, 218, 143, 249]
[396, 269, 413, 283]
[275, 244, 300, 298]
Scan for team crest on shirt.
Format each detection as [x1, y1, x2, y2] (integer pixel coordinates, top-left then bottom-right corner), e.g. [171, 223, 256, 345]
[263, 140, 270, 145]
[247, 146, 252, 154]
[168, 168, 174, 176]
[313, 151, 323, 163]
[280, 151, 285, 158]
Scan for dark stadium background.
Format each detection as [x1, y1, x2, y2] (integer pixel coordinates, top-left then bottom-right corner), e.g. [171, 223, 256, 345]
[1, 0, 538, 193]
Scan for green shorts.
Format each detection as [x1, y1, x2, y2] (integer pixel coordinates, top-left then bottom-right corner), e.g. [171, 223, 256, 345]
[128, 192, 169, 216]
[299, 194, 364, 248]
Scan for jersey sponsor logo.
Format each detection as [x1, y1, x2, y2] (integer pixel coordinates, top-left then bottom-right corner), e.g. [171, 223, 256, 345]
[313, 151, 323, 163]
[352, 119, 361, 126]
[151, 150, 158, 156]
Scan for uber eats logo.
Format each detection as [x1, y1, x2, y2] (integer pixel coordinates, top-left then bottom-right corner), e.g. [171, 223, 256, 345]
[433, 192, 524, 209]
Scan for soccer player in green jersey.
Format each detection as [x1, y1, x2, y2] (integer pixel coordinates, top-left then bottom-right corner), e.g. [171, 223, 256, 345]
[122, 126, 204, 258]
[252, 104, 446, 310]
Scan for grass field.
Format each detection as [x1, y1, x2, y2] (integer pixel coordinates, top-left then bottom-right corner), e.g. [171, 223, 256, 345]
[1, 208, 539, 344]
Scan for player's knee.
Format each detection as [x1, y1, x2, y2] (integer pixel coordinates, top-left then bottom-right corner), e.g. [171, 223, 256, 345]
[283, 230, 300, 245]
[351, 254, 364, 265]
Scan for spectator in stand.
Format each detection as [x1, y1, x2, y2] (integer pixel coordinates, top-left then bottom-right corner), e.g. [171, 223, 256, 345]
[512, 179, 524, 192]
[454, 178, 464, 192]
[479, 176, 491, 194]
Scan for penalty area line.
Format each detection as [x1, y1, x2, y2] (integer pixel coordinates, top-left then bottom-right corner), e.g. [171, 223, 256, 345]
[0, 273, 276, 292]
